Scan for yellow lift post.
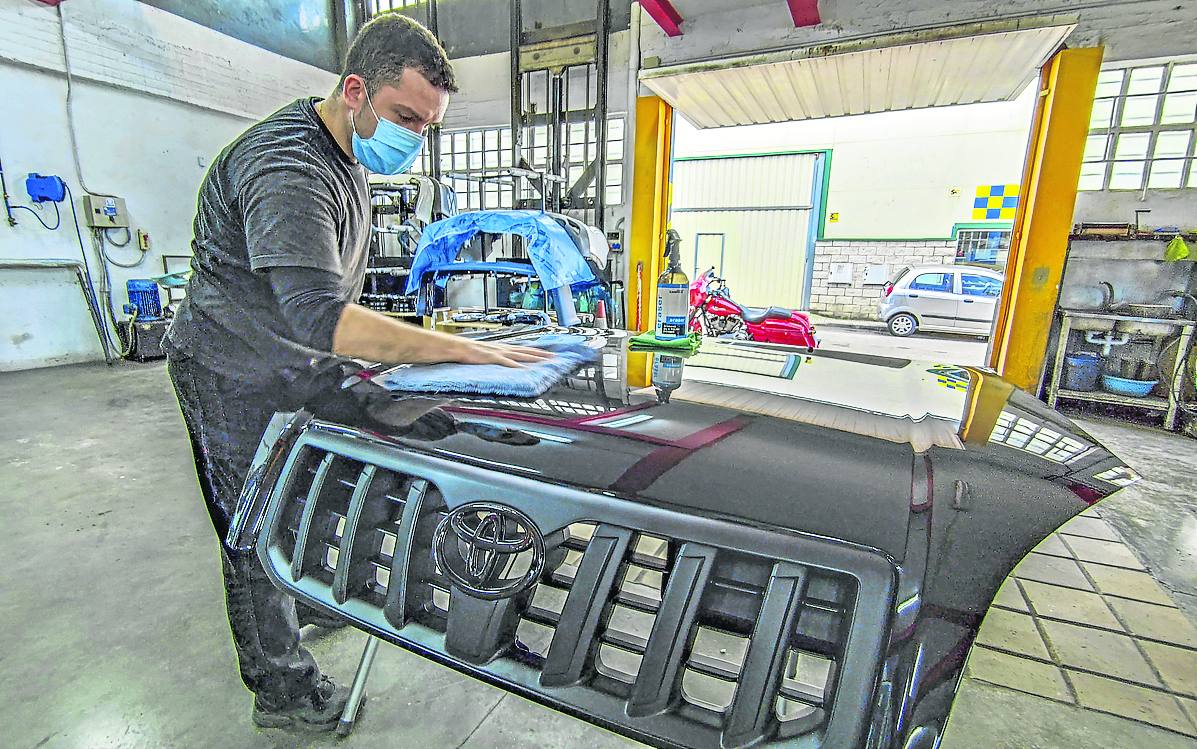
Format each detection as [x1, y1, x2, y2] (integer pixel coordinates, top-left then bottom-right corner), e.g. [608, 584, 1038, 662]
[990, 47, 1103, 392]
[626, 95, 674, 388]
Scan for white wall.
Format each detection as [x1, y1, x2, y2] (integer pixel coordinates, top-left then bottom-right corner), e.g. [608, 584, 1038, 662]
[1074, 189, 1197, 229]
[0, 0, 337, 371]
[672, 85, 1037, 239]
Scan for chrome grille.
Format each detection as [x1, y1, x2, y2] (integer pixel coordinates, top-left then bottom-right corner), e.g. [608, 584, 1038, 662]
[255, 424, 890, 749]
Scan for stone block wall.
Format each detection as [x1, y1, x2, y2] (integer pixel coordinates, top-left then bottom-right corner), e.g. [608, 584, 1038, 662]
[809, 240, 957, 320]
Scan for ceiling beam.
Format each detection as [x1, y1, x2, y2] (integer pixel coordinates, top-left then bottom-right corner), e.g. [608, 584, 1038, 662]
[641, 0, 684, 37]
[785, 0, 820, 27]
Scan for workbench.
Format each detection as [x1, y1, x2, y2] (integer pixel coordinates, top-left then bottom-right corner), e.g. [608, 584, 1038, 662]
[1047, 308, 1195, 430]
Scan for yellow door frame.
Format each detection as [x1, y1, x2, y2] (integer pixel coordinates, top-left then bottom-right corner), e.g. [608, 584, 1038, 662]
[626, 95, 675, 388]
[989, 47, 1103, 391]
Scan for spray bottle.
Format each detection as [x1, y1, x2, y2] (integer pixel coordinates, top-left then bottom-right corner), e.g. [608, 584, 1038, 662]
[655, 229, 689, 339]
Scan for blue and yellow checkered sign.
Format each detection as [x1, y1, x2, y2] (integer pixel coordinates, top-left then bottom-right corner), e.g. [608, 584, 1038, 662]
[927, 365, 971, 392]
[972, 184, 1019, 220]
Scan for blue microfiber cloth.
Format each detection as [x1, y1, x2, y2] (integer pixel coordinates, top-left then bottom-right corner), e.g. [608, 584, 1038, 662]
[375, 334, 601, 397]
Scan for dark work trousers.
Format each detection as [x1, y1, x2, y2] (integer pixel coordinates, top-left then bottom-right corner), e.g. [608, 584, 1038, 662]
[167, 354, 321, 706]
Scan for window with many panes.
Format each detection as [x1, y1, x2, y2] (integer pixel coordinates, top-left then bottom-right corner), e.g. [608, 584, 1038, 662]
[410, 119, 626, 211]
[368, 0, 421, 13]
[955, 228, 1011, 265]
[1080, 59, 1197, 191]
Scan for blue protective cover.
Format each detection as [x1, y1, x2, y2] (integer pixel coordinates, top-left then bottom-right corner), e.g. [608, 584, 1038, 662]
[423, 260, 538, 278]
[405, 210, 595, 294]
[375, 334, 600, 397]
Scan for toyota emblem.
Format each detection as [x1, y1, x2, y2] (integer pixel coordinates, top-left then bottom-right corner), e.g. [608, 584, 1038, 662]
[432, 502, 545, 600]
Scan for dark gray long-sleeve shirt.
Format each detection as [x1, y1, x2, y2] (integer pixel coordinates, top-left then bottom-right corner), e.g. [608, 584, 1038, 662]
[165, 97, 371, 386]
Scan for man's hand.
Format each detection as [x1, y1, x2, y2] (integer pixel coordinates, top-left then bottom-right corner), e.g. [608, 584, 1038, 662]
[450, 339, 558, 368]
[332, 303, 559, 368]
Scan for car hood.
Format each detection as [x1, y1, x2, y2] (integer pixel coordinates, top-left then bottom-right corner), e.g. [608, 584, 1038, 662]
[324, 329, 1133, 562]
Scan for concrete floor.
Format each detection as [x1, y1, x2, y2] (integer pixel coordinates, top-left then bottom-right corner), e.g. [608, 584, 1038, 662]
[816, 324, 989, 366]
[3, 361, 1196, 749]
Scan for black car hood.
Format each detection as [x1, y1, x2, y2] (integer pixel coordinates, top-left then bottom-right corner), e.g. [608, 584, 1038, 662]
[319, 329, 1133, 563]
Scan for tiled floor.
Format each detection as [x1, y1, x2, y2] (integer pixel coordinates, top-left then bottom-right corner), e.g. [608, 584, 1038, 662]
[958, 506, 1197, 740]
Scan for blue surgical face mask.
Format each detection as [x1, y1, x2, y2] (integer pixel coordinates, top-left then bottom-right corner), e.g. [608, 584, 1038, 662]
[351, 92, 425, 175]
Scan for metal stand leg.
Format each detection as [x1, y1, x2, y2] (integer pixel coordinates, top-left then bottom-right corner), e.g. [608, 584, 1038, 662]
[336, 636, 380, 737]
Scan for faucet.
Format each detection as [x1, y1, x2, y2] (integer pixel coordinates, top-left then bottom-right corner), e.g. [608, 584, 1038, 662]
[1162, 290, 1197, 319]
[1098, 281, 1115, 310]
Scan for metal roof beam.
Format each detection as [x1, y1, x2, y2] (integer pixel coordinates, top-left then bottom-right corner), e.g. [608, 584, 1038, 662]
[641, 0, 683, 37]
[786, 0, 820, 28]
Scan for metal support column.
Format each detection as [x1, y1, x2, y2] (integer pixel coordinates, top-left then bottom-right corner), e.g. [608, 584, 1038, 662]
[989, 47, 1103, 392]
[509, 0, 524, 204]
[626, 95, 673, 388]
[427, 0, 443, 181]
[594, 0, 611, 228]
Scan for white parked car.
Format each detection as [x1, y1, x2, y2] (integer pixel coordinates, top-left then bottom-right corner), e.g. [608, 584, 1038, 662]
[878, 265, 1003, 337]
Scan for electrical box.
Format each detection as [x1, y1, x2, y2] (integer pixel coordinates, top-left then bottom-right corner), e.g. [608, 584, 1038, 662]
[863, 264, 890, 285]
[829, 262, 854, 285]
[82, 194, 130, 228]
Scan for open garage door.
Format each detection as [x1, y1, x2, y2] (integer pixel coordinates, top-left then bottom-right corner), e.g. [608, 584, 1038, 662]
[641, 20, 1074, 127]
[670, 152, 821, 309]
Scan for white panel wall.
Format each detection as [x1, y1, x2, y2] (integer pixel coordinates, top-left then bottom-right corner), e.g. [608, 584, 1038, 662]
[670, 154, 817, 309]
[672, 155, 817, 209]
[0, 0, 338, 371]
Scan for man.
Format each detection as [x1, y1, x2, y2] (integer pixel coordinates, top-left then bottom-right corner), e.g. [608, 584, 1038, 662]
[165, 14, 550, 731]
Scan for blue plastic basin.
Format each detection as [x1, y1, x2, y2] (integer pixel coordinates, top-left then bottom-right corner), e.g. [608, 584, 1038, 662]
[1100, 375, 1159, 397]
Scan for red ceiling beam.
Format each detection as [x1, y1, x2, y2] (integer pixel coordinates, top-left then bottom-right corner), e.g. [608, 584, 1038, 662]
[786, 0, 820, 27]
[641, 0, 684, 37]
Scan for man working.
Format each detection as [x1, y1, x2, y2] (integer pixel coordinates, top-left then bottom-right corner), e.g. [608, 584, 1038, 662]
[165, 14, 550, 731]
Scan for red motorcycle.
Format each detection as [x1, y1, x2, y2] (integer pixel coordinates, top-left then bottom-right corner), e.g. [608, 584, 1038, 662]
[688, 269, 819, 350]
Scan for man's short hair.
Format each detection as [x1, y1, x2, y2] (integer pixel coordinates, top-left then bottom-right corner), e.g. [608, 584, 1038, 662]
[340, 14, 458, 94]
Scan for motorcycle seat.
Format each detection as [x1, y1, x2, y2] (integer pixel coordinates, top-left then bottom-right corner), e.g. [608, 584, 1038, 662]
[738, 305, 793, 324]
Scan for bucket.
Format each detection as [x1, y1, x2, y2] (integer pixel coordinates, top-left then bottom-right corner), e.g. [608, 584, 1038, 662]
[1063, 352, 1101, 391]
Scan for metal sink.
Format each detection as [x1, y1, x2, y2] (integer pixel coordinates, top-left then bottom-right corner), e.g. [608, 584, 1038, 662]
[1112, 304, 1186, 337]
[1070, 317, 1117, 332]
[1060, 309, 1117, 332]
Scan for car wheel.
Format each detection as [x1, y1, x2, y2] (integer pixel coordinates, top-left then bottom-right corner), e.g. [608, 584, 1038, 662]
[888, 313, 917, 337]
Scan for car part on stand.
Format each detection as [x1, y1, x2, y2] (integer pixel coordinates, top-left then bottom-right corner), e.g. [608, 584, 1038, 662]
[227, 331, 1137, 748]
